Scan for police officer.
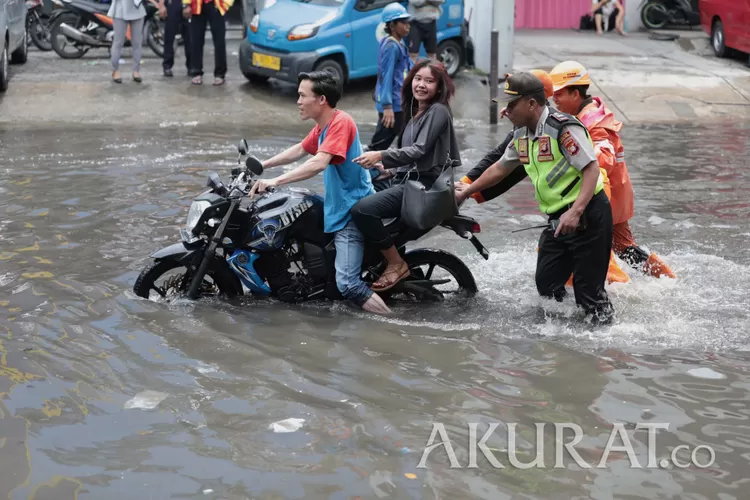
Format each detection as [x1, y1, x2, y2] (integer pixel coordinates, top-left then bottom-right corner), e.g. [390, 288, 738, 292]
[158, 0, 192, 77]
[456, 72, 615, 324]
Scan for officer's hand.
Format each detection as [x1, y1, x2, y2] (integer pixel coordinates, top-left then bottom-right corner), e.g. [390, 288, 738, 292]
[555, 210, 580, 237]
[158, 2, 166, 18]
[182, 6, 191, 19]
[249, 178, 278, 199]
[382, 109, 395, 128]
[454, 181, 469, 193]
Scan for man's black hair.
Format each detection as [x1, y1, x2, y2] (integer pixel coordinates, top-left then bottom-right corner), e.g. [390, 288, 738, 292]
[298, 70, 342, 108]
[529, 90, 547, 107]
[568, 85, 590, 100]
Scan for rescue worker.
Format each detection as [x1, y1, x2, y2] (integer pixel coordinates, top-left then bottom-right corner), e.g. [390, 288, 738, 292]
[549, 61, 676, 279]
[458, 69, 630, 285]
[456, 72, 615, 324]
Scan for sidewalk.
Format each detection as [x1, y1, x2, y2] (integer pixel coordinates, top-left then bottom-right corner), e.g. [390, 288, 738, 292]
[503, 29, 750, 123]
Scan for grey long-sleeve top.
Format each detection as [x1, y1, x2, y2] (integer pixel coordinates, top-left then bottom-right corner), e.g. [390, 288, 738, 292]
[381, 103, 462, 180]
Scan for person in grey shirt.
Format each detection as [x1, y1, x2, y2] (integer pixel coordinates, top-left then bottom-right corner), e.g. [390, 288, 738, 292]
[407, 0, 444, 62]
[108, 0, 147, 83]
[351, 59, 460, 292]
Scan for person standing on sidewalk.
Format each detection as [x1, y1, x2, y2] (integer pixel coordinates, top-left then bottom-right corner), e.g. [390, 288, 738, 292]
[182, 0, 233, 85]
[367, 2, 413, 191]
[108, 0, 146, 83]
[406, 0, 443, 63]
[159, 0, 192, 77]
[455, 72, 615, 324]
[549, 60, 675, 279]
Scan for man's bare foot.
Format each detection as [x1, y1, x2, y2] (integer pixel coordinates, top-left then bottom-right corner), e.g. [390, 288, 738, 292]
[362, 293, 391, 314]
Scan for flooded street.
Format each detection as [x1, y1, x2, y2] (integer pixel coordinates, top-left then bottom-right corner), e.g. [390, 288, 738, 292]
[1, 119, 750, 500]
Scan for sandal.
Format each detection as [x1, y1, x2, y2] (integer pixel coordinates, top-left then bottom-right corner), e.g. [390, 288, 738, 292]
[212, 77, 225, 86]
[191, 75, 202, 85]
[372, 263, 410, 292]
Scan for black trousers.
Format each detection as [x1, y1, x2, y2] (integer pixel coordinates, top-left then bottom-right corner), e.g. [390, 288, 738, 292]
[163, 0, 192, 71]
[190, 1, 227, 78]
[351, 182, 407, 250]
[536, 190, 614, 322]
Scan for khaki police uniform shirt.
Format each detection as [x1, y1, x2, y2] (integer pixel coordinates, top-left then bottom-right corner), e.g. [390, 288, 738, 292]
[498, 106, 598, 172]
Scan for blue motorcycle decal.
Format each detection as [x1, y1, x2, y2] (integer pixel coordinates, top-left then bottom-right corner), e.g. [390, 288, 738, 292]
[226, 249, 271, 295]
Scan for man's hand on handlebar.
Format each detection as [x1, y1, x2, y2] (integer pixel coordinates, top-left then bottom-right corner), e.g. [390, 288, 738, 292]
[248, 178, 278, 199]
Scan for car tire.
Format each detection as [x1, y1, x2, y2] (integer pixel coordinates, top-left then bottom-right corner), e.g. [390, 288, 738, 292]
[314, 58, 345, 86]
[0, 43, 9, 92]
[711, 19, 727, 58]
[11, 23, 29, 64]
[437, 39, 463, 77]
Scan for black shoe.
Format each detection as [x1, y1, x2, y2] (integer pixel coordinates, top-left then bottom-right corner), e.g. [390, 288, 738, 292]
[163, 68, 173, 77]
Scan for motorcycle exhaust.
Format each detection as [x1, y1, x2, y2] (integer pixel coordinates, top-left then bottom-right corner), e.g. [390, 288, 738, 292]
[58, 23, 106, 47]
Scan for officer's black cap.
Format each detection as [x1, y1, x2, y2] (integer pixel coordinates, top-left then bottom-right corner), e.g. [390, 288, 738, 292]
[493, 72, 546, 104]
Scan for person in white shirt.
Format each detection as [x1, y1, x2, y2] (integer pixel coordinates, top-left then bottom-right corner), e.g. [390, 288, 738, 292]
[591, 0, 626, 36]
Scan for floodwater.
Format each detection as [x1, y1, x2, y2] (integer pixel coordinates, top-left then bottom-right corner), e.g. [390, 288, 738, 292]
[1, 120, 749, 500]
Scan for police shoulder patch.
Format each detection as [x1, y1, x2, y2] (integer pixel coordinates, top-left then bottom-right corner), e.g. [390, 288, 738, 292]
[550, 112, 570, 122]
[560, 130, 580, 156]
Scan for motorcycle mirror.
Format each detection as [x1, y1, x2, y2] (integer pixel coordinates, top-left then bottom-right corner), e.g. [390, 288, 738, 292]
[245, 156, 264, 176]
[238, 139, 249, 156]
[207, 172, 225, 191]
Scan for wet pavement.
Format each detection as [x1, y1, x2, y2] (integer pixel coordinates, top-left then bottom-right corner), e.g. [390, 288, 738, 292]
[2, 42, 750, 500]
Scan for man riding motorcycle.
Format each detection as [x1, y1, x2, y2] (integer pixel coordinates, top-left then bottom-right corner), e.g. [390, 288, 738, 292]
[248, 70, 391, 314]
[549, 60, 676, 279]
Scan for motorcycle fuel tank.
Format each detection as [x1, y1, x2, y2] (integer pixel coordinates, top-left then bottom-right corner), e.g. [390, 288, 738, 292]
[247, 188, 323, 251]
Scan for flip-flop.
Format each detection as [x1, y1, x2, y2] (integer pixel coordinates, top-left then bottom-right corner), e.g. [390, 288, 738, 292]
[191, 75, 202, 85]
[213, 77, 225, 86]
[372, 265, 410, 292]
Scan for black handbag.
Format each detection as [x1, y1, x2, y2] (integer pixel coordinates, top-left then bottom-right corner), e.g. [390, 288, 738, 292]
[400, 154, 458, 231]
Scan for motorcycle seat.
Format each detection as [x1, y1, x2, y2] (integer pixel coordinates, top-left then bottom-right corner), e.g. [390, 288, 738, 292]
[66, 0, 112, 13]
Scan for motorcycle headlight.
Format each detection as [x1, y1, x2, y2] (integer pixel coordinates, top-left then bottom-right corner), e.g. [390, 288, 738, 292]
[186, 201, 211, 233]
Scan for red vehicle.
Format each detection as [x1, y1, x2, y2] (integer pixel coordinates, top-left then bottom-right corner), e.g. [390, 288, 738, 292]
[699, 0, 750, 60]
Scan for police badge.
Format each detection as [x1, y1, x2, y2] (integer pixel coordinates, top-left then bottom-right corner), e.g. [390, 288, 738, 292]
[517, 138, 529, 163]
[537, 136, 554, 162]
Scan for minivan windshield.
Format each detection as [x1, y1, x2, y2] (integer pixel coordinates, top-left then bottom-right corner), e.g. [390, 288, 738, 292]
[290, 0, 344, 5]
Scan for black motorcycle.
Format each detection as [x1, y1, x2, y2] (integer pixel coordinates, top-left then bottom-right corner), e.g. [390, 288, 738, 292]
[48, 0, 165, 59]
[132, 141, 490, 305]
[639, 0, 700, 30]
[26, 0, 52, 51]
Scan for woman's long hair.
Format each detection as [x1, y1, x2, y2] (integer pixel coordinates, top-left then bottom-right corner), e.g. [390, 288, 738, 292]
[401, 59, 456, 121]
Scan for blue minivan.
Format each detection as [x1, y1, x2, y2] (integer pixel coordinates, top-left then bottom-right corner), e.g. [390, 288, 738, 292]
[239, 0, 472, 85]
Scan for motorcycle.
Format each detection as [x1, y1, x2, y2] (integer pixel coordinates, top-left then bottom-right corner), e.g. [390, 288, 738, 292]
[639, 0, 700, 30]
[26, 0, 53, 51]
[132, 141, 490, 306]
[48, 0, 165, 59]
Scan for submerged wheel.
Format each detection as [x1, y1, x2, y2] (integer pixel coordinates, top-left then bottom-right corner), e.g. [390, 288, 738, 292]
[371, 249, 477, 302]
[133, 257, 242, 301]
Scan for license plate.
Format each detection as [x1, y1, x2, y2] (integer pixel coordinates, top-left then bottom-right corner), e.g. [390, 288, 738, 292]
[252, 53, 281, 71]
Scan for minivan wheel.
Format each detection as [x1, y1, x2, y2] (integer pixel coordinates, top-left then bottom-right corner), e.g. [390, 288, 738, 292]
[0, 44, 9, 92]
[711, 19, 726, 58]
[314, 59, 345, 86]
[11, 24, 28, 64]
[437, 40, 462, 77]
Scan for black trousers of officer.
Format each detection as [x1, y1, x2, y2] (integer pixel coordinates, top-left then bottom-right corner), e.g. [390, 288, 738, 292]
[536, 190, 614, 322]
[163, 0, 192, 72]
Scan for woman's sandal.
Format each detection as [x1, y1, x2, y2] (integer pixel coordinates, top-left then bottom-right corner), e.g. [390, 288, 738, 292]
[372, 264, 410, 292]
[132, 72, 142, 83]
[112, 71, 122, 84]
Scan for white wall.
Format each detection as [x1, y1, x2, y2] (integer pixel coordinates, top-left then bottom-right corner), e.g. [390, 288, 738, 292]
[624, 0, 644, 32]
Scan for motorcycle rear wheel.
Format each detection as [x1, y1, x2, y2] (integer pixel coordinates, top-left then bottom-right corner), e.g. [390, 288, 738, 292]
[29, 11, 52, 51]
[145, 17, 165, 58]
[50, 14, 89, 59]
[375, 249, 478, 302]
[133, 257, 242, 301]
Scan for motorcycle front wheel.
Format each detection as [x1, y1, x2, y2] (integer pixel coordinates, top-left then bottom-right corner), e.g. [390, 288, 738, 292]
[29, 11, 52, 51]
[133, 257, 243, 301]
[145, 17, 165, 58]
